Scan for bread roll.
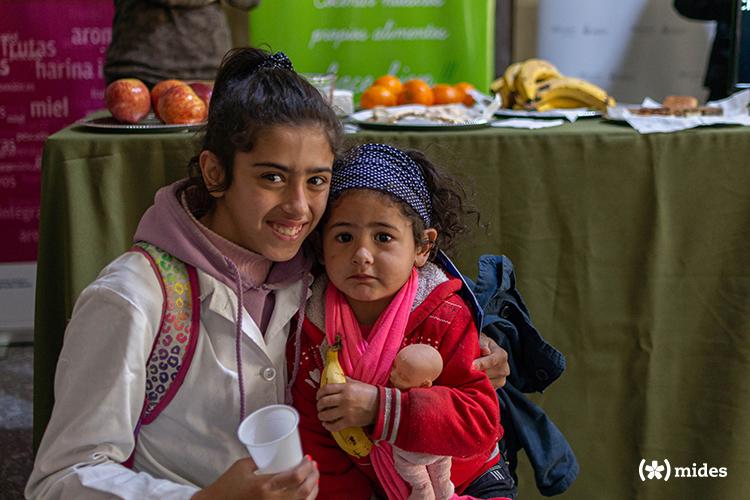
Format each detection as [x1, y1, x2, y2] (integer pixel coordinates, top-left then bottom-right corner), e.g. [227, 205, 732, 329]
[662, 95, 698, 110]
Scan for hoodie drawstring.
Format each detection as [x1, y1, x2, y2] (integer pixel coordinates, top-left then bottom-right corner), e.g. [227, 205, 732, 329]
[226, 255, 311, 422]
[225, 256, 247, 423]
[285, 272, 311, 405]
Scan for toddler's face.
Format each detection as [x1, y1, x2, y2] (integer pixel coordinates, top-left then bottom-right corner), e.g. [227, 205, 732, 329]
[322, 190, 431, 324]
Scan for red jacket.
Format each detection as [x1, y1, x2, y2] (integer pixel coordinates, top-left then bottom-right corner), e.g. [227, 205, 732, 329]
[288, 271, 502, 499]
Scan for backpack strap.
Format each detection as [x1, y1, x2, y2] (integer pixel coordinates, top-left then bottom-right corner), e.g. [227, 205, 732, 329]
[123, 242, 201, 468]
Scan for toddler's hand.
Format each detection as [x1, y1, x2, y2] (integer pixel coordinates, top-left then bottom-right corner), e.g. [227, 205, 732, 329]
[316, 378, 379, 431]
[473, 332, 510, 389]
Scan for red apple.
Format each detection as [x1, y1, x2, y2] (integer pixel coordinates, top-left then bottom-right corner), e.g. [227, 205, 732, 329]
[151, 79, 189, 120]
[157, 85, 207, 125]
[105, 78, 151, 123]
[188, 81, 214, 111]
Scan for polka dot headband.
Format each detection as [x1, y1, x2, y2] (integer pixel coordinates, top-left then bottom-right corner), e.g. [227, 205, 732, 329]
[258, 51, 293, 72]
[331, 143, 433, 226]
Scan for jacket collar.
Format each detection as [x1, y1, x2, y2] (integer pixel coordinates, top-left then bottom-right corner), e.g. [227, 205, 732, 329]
[198, 270, 310, 360]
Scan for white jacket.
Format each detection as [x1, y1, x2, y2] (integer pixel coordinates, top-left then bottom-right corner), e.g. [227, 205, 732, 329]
[26, 251, 309, 499]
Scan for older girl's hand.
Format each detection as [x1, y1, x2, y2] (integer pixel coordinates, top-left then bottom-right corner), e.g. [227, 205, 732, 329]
[473, 332, 510, 389]
[316, 378, 379, 432]
[192, 455, 319, 500]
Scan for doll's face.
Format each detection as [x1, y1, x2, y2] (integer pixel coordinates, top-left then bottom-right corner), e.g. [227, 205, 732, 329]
[389, 344, 443, 390]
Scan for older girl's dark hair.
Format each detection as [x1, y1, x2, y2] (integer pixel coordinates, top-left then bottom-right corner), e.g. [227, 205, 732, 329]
[184, 47, 343, 211]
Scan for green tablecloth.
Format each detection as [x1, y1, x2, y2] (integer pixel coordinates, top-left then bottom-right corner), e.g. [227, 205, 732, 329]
[35, 119, 750, 499]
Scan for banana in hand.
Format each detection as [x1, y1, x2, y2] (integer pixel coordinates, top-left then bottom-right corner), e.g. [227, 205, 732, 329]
[321, 339, 373, 458]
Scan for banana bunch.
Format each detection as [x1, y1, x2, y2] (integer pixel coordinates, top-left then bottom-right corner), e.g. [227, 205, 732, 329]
[490, 58, 615, 111]
[321, 340, 373, 458]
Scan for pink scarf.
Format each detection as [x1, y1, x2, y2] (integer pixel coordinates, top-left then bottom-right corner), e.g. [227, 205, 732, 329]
[325, 268, 419, 500]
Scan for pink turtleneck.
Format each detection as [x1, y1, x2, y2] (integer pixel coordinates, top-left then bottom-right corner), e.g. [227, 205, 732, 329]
[194, 218, 276, 333]
[162, 191, 275, 334]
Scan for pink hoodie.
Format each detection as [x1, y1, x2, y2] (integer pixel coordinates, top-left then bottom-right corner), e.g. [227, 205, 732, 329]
[133, 179, 311, 325]
[133, 178, 312, 416]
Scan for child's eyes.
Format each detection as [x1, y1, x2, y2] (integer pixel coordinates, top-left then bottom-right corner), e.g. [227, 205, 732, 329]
[330, 232, 393, 243]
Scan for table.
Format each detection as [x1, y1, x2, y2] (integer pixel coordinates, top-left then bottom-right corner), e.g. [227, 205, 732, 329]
[35, 119, 750, 499]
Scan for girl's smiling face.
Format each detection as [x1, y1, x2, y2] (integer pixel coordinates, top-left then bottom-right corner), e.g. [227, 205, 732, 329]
[200, 124, 334, 262]
[322, 190, 436, 325]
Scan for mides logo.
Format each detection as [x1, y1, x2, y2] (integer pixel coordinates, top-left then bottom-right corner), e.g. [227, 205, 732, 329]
[639, 459, 728, 482]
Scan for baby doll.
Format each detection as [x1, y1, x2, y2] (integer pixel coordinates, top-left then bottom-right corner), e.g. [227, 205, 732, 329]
[390, 343, 453, 500]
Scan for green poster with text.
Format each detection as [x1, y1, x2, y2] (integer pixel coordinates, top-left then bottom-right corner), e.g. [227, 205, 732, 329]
[249, 0, 494, 102]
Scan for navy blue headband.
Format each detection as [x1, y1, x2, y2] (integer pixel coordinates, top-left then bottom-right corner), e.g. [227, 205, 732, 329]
[331, 144, 433, 226]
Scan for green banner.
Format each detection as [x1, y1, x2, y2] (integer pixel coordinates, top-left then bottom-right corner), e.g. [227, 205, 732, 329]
[249, 0, 494, 101]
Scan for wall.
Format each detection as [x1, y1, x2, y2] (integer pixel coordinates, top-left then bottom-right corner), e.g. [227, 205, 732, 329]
[0, 0, 113, 342]
[510, 0, 715, 103]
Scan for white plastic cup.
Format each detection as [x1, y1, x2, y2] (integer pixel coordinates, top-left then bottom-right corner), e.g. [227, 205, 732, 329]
[237, 404, 303, 475]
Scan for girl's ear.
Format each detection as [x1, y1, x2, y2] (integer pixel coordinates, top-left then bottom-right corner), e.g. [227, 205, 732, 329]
[414, 228, 438, 268]
[199, 150, 226, 198]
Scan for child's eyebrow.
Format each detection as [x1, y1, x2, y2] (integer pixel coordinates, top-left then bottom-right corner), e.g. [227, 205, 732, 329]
[328, 221, 400, 230]
[252, 162, 332, 174]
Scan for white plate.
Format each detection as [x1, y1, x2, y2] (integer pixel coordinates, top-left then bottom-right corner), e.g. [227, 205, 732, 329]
[350, 105, 489, 130]
[494, 108, 601, 119]
[75, 114, 206, 132]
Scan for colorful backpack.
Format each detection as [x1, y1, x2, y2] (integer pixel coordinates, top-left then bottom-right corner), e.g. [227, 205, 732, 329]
[123, 242, 201, 468]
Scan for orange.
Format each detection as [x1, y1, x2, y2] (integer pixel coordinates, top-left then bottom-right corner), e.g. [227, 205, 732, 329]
[360, 85, 397, 109]
[432, 83, 462, 105]
[397, 79, 434, 106]
[373, 75, 403, 96]
[454, 82, 476, 106]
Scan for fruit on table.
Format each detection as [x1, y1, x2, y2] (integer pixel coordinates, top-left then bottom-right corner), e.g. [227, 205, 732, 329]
[373, 74, 403, 96]
[360, 85, 397, 109]
[432, 83, 462, 105]
[151, 79, 189, 120]
[491, 58, 615, 112]
[188, 81, 214, 111]
[397, 79, 434, 106]
[535, 77, 615, 111]
[491, 61, 523, 108]
[454, 82, 476, 106]
[359, 76, 478, 110]
[157, 85, 207, 124]
[105, 78, 151, 124]
[515, 58, 561, 101]
[321, 339, 373, 458]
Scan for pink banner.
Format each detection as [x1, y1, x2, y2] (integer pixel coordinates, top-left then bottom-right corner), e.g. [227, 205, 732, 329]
[0, 0, 113, 262]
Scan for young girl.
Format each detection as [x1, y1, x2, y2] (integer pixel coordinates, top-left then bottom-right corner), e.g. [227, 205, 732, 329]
[290, 143, 510, 499]
[26, 47, 340, 499]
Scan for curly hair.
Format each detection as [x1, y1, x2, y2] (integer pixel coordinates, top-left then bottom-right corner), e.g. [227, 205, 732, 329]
[401, 148, 478, 259]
